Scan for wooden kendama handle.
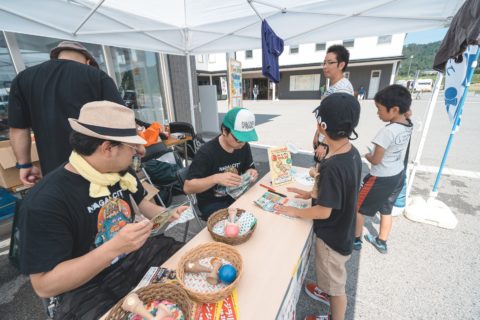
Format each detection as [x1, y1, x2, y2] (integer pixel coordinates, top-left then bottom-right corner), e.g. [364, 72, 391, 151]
[121, 293, 155, 320]
[185, 260, 213, 273]
[227, 208, 237, 223]
[206, 258, 223, 285]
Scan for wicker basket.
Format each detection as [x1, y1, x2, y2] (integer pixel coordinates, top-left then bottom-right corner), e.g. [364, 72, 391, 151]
[176, 242, 243, 303]
[207, 208, 256, 245]
[106, 282, 192, 320]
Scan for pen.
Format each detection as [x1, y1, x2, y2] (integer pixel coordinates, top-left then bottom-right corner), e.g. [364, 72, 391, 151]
[259, 184, 287, 198]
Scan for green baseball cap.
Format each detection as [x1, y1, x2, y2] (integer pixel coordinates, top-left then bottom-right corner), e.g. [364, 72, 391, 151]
[223, 107, 258, 142]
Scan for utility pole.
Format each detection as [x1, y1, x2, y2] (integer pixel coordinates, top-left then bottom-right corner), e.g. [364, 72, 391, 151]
[407, 55, 414, 77]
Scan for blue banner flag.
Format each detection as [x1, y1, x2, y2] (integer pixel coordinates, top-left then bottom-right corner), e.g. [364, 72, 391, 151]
[444, 45, 479, 127]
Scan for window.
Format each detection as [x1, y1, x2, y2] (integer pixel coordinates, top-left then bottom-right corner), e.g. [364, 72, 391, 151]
[289, 74, 321, 91]
[343, 39, 354, 48]
[111, 47, 166, 124]
[15, 34, 106, 71]
[289, 45, 299, 54]
[315, 43, 326, 51]
[208, 54, 216, 63]
[377, 35, 392, 45]
[245, 50, 253, 59]
[343, 71, 350, 79]
[197, 55, 204, 63]
[0, 33, 17, 139]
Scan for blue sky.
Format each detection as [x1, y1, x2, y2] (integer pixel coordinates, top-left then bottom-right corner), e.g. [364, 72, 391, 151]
[405, 28, 448, 44]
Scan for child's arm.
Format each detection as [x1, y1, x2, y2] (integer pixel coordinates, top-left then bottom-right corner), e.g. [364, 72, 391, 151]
[365, 144, 385, 165]
[286, 187, 312, 200]
[274, 204, 332, 220]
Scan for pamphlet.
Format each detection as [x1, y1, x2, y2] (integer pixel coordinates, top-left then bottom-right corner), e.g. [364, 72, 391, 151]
[254, 191, 308, 213]
[268, 146, 293, 186]
[150, 202, 188, 237]
[226, 172, 252, 199]
[134, 267, 177, 290]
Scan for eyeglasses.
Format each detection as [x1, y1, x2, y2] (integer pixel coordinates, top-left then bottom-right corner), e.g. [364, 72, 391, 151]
[121, 143, 141, 153]
[323, 60, 338, 66]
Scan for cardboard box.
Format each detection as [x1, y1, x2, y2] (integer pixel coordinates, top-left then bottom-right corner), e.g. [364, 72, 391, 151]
[0, 140, 39, 189]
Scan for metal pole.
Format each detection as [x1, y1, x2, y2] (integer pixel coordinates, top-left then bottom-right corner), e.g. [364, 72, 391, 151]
[186, 54, 197, 131]
[407, 55, 413, 77]
[406, 72, 443, 198]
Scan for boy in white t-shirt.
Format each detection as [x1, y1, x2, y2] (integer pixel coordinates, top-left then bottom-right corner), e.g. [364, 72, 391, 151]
[355, 85, 413, 254]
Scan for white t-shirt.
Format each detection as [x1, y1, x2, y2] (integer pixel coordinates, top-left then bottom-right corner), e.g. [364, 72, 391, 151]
[323, 78, 354, 98]
[370, 122, 413, 177]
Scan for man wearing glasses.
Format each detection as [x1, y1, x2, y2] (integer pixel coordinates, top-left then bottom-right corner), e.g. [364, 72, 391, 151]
[313, 45, 354, 159]
[184, 108, 259, 219]
[322, 44, 354, 98]
[18, 101, 185, 319]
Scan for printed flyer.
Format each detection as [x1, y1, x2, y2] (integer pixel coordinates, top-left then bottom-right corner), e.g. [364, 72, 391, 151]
[268, 146, 293, 186]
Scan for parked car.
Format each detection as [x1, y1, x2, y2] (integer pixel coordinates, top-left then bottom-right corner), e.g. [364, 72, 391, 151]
[414, 79, 433, 92]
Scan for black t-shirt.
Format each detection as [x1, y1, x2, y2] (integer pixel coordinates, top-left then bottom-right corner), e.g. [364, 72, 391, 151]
[186, 136, 254, 210]
[314, 146, 362, 255]
[8, 60, 124, 175]
[19, 166, 146, 276]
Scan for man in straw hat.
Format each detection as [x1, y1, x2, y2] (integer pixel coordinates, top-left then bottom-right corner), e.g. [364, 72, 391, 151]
[8, 40, 124, 185]
[18, 101, 186, 320]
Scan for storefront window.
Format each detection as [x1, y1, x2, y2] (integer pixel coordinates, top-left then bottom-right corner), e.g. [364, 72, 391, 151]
[15, 34, 107, 71]
[110, 47, 165, 124]
[0, 33, 16, 140]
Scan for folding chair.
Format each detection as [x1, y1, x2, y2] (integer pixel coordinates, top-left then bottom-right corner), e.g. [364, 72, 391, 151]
[169, 121, 204, 161]
[176, 166, 204, 242]
[136, 142, 181, 207]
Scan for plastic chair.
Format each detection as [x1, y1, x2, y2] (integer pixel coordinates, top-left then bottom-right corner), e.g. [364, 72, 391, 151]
[176, 166, 204, 242]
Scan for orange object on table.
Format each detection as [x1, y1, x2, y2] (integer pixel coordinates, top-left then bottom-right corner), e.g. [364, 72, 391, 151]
[139, 122, 161, 147]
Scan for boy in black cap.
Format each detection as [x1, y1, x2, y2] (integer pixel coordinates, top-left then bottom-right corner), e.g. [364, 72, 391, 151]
[276, 93, 362, 320]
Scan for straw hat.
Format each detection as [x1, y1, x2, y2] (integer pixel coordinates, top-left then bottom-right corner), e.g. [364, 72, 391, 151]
[50, 40, 99, 69]
[69, 101, 146, 144]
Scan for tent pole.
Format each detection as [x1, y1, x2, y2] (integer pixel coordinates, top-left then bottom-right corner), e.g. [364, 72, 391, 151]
[406, 72, 443, 199]
[186, 54, 197, 131]
[430, 46, 480, 197]
[73, 0, 106, 35]
[247, 0, 264, 21]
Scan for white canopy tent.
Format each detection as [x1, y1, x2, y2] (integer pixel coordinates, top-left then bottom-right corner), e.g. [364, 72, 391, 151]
[0, 0, 466, 127]
[0, 0, 464, 54]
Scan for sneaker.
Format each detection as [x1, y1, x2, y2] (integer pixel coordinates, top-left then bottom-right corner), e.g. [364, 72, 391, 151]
[304, 282, 330, 306]
[304, 315, 330, 320]
[364, 234, 388, 254]
[353, 237, 363, 250]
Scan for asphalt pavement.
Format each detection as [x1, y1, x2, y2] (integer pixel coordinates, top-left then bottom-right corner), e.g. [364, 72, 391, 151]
[1, 94, 479, 319]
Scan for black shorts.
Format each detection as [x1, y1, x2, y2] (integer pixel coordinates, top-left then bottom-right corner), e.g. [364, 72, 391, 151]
[357, 170, 405, 217]
[52, 235, 183, 320]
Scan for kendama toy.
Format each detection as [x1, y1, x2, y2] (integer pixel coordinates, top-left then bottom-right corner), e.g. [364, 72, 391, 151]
[184, 260, 213, 273]
[218, 264, 237, 284]
[121, 293, 173, 320]
[224, 207, 240, 238]
[206, 257, 223, 285]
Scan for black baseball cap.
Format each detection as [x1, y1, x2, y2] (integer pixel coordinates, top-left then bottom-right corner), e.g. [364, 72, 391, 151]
[313, 93, 360, 139]
[50, 41, 99, 69]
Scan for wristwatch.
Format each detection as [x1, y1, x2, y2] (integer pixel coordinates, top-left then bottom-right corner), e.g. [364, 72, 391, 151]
[15, 162, 33, 169]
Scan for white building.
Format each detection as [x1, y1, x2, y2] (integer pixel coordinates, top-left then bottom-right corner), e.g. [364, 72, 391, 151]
[197, 34, 405, 100]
